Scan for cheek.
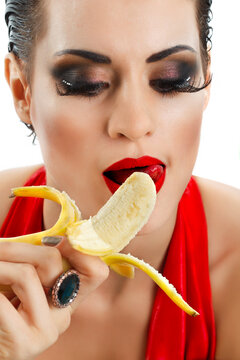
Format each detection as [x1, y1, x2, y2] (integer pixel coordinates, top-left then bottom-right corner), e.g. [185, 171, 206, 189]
[141, 95, 205, 234]
[166, 94, 204, 166]
[30, 94, 101, 166]
[173, 106, 202, 157]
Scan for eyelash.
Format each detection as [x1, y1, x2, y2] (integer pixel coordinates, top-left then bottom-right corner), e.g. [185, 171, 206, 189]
[56, 79, 110, 98]
[55, 75, 211, 98]
[149, 76, 211, 97]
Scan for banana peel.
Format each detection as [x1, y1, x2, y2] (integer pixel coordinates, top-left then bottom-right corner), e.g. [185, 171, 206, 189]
[6, 186, 82, 244]
[103, 253, 198, 316]
[0, 172, 199, 316]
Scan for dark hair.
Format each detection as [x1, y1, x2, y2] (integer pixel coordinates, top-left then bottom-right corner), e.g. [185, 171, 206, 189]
[5, 0, 213, 140]
[5, 0, 45, 141]
[5, 0, 46, 80]
[196, 0, 213, 74]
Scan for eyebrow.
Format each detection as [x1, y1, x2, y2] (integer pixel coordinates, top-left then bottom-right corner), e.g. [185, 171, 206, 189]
[146, 45, 196, 63]
[54, 45, 196, 64]
[54, 49, 111, 64]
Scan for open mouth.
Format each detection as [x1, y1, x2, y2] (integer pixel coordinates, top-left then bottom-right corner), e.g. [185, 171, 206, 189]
[102, 156, 166, 194]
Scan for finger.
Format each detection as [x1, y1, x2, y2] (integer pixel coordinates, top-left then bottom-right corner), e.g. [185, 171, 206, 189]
[57, 237, 109, 285]
[0, 292, 26, 335]
[0, 261, 51, 329]
[0, 242, 64, 287]
[55, 237, 109, 310]
[0, 291, 61, 358]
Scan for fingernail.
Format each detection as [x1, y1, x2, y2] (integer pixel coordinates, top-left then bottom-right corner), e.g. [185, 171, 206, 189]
[41, 236, 64, 246]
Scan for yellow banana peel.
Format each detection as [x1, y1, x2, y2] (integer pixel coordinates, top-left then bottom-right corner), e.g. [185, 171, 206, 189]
[5, 186, 81, 245]
[103, 253, 198, 316]
[0, 172, 199, 316]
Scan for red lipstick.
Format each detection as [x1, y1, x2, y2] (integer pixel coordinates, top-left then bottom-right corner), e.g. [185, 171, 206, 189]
[103, 156, 166, 194]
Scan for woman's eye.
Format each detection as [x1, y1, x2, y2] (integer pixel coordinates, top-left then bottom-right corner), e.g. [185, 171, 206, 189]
[56, 78, 110, 97]
[149, 60, 203, 96]
[150, 76, 193, 95]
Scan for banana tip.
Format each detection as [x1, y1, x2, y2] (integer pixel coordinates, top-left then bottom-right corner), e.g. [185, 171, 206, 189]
[192, 311, 200, 317]
[9, 192, 15, 198]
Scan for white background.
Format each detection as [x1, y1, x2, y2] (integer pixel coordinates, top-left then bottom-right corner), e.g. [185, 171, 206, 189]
[0, 2, 239, 188]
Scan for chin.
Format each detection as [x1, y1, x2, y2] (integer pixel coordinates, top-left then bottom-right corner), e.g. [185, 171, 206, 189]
[137, 224, 154, 236]
[136, 209, 163, 236]
[136, 191, 178, 237]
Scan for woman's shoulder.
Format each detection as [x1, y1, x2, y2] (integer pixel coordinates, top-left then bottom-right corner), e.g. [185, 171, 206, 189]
[0, 164, 43, 228]
[194, 175, 240, 266]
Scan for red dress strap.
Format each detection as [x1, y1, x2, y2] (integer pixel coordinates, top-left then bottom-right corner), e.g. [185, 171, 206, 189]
[146, 177, 216, 359]
[0, 166, 46, 237]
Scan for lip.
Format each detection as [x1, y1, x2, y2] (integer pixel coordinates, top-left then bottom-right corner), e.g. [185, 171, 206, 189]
[102, 156, 166, 194]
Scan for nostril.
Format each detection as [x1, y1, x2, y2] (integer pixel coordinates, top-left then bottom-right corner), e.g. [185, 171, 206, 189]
[107, 106, 154, 140]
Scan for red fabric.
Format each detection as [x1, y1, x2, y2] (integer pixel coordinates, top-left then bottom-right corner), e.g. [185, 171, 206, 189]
[0, 167, 216, 359]
[146, 179, 216, 360]
[0, 167, 46, 237]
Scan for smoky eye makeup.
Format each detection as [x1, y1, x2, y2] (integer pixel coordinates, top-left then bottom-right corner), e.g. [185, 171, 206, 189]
[149, 58, 211, 95]
[50, 64, 110, 97]
[50, 54, 211, 99]
[150, 60, 196, 92]
[159, 61, 197, 80]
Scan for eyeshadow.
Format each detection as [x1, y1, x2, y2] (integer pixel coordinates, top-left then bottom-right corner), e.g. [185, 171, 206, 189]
[51, 64, 89, 79]
[154, 60, 198, 80]
[50, 63, 110, 86]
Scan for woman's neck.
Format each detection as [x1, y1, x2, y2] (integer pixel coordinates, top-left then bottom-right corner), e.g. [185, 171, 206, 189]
[97, 209, 178, 302]
[123, 207, 177, 268]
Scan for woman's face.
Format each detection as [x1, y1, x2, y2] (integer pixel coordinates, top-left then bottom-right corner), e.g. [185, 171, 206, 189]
[29, 0, 209, 231]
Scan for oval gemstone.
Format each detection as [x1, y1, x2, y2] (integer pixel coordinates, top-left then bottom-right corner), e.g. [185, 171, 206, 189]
[57, 273, 80, 305]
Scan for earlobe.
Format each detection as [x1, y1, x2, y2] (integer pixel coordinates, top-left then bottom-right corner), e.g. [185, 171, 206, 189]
[4, 53, 32, 125]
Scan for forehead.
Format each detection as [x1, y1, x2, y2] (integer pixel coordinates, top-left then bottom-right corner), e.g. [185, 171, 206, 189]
[43, 0, 199, 60]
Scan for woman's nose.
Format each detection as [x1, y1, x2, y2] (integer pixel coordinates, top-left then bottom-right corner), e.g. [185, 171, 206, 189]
[107, 90, 155, 141]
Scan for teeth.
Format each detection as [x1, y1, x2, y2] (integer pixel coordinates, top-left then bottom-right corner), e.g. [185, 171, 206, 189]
[0, 173, 199, 317]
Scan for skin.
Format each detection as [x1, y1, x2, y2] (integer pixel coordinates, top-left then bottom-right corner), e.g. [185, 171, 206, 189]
[21, 0, 208, 262]
[0, 0, 240, 359]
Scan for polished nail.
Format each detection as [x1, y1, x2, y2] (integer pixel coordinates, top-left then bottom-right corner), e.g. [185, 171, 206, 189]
[41, 236, 64, 246]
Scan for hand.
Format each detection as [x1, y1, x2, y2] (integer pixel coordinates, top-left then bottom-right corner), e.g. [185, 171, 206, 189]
[0, 239, 109, 360]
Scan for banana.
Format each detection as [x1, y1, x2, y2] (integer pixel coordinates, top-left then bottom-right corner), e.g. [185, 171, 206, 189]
[67, 172, 156, 255]
[2, 186, 81, 245]
[103, 253, 199, 316]
[0, 172, 199, 316]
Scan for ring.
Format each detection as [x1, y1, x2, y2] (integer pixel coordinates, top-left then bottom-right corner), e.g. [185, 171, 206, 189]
[50, 269, 80, 308]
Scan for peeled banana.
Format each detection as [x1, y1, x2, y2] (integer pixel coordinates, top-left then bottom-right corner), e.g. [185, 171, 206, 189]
[0, 172, 199, 316]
